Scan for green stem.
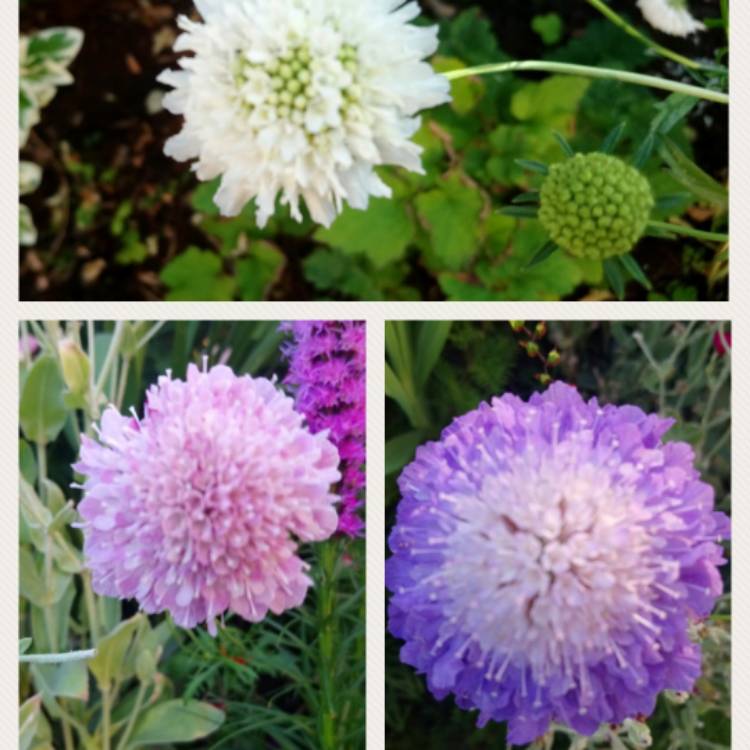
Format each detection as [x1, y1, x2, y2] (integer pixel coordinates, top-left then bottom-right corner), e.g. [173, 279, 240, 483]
[20, 649, 96, 664]
[116, 357, 131, 410]
[647, 220, 729, 242]
[584, 0, 703, 70]
[444, 61, 728, 105]
[317, 540, 339, 750]
[83, 571, 101, 645]
[115, 681, 147, 750]
[101, 688, 113, 750]
[93, 321, 126, 418]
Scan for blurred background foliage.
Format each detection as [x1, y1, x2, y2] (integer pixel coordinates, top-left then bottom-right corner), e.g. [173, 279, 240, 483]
[20, 0, 727, 301]
[19, 322, 365, 750]
[385, 320, 730, 749]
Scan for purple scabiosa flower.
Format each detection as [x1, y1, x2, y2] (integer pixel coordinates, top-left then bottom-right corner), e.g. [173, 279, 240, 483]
[75, 364, 341, 635]
[386, 383, 729, 744]
[281, 321, 366, 537]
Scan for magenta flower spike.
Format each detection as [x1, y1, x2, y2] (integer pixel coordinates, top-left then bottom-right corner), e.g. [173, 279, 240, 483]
[281, 321, 366, 537]
[75, 364, 341, 635]
[387, 383, 729, 744]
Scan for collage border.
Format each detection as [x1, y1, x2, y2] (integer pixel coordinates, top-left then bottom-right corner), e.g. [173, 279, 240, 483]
[9, 1, 747, 746]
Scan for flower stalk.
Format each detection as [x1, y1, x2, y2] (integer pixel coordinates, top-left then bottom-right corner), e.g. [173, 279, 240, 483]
[444, 61, 728, 104]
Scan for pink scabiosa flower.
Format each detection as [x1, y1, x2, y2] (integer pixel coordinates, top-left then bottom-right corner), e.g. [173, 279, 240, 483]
[387, 383, 729, 744]
[75, 363, 341, 635]
[281, 321, 366, 537]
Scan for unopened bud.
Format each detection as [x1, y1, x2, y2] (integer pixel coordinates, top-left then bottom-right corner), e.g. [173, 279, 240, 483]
[526, 342, 540, 357]
[58, 339, 91, 396]
[536, 373, 552, 386]
[534, 322, 547, 338]
[509, 321, 525, 332]
[624, 718, 652, 748]
[547, 350, 561, 366]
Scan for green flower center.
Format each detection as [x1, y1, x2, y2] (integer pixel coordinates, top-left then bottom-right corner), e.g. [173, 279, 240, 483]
[538, 153, 654, 260]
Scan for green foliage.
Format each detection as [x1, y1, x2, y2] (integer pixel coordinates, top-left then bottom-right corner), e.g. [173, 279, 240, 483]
[19, 321, 364, 750]
[386, 321, 731, 749]
[19, 26, 83, 248]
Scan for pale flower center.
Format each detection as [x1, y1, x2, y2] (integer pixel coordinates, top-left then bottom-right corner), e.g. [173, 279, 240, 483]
[232, 36, 363, 139]
[424, 437, 678, 703]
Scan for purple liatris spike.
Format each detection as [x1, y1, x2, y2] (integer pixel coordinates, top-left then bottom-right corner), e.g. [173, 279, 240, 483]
[386, 383, 730, 744]
[281, 321, 366, 537]
[75, 364, 341, 635]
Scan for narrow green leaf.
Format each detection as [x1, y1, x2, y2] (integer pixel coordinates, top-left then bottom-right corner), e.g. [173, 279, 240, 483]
[524, 241, 559, 270]
[514, 159, 549, 175]
[603, 257, 627, 300]
[20, 638, 33, 655]
[618, 254, 653, 291]
[510, 191, 540, 205]
[632, 132, 656, 170]
[500, 206, 539, 219]
[414, 322, 452, 387]
[659, 137, 728, 209]
[652, 93, 699, 136]
[600, 122, 626, 154]
[127, 700, 225, 747]
[553, 131, 575, 157]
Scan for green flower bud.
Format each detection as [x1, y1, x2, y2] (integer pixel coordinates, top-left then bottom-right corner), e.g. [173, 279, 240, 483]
[547, 349, 561, 366]
[538, 153, 654, 260]
[525, 341, 540, 357]
[58, 339, 91, 397]
[509, 321, 525, 332]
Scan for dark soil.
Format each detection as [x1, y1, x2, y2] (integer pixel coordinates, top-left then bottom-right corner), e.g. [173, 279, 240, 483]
[20, 0, 728, 301]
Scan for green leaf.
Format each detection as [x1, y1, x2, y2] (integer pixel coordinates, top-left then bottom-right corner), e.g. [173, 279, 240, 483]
[20, 638, 33, 655]
[26, 28, 84, 66]
[19, 546, 71, 608]
[600, 122, 626, 154]
[632, 132, 656, 170]
[434, 55, 486, 115]
[514, 159, 549, 175]
[20, 161, 43, 196]
[303, 249, 384, 300]
[525, 241, 559, 269]
[19, 440, 38, 485]
[236, 241, 286, 300]
[500, 205, 539, 219]
[415, 176, 483, 270]
[386, 431, 426, 476]
[659, 137, 728, 209]
[511, 76, 590, 124]
[414, 322, 453, 387]
[315, 198, 415, 269]
[30, 660, 89, 703]
[20, 695, 43, 750]
[531, 13, 564, 46]
[552, 131, 575, 157]
[88, 614, 145, 691]
[20, 203, 38, 246]
[651, 93, 699, 136]
[20, 356, 68, 445]
[510, 191, 540, 205]
[619, 254, 653, 291]
[126, 700, 225, 747]
[604, 257, 627, 300]
[160, 247, 237, 301]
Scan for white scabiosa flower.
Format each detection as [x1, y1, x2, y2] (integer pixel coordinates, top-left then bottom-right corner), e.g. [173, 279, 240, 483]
[637, 0, 706, 38]
[158, 0, 451, 227]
